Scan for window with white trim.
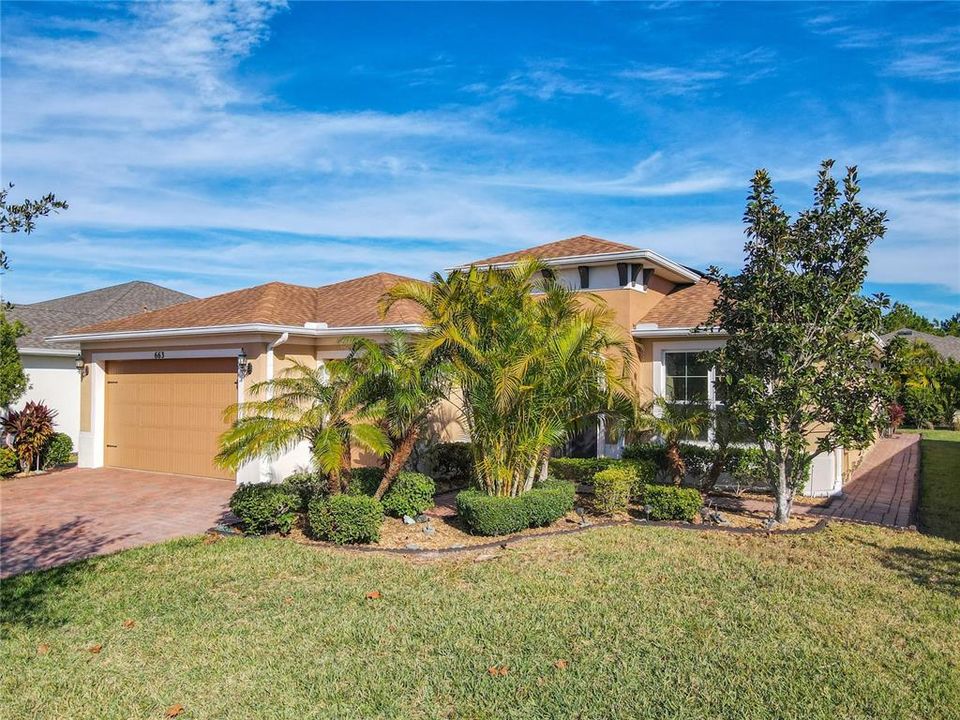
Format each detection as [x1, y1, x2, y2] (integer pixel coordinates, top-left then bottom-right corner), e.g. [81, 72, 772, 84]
[663, 350, 721, 441]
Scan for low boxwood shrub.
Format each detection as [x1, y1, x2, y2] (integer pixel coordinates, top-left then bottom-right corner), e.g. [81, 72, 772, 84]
[229, 483, 300, 535]
[456, 490, 531, 536]
[593, 467, 634, 514]
[548, 457, 656, 493]
[346, 466, 385, 496]
[456, 480, 576, 535]
[281, 469, 327, 510]
[381, 471, 435, 518]
[308, 494, 383, 544]
[621, 442, 666, 467]
[41, 432, 73, 469]
[523, 480, 576, 526]
[421, 442, 474, 490]
[0, 447, 18, 476]
[728, 447, 767, 486]
[639, 484, 702, 522]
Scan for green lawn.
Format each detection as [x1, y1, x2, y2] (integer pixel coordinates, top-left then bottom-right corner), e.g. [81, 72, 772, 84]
[2, 523, 958, 719]
[913, 429, 960, 542]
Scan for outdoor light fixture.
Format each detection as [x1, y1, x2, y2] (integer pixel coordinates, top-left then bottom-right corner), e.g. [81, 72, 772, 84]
[75, 355, 88, 376]
[237, 349, 252, 379]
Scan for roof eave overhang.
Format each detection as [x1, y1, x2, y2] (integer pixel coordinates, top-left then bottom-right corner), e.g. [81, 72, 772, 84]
[47, 322, 426, 344]
[17, 346, 78, 357]
[631, 325, 726, 338]
[448, 249, 702, 284]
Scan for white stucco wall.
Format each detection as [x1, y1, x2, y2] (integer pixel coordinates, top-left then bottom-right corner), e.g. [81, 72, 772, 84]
[16, 352, 80, 447]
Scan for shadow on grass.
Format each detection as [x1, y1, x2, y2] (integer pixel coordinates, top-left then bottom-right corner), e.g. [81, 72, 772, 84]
[917, 438, 960, 543]
[870, 542, 960, 598]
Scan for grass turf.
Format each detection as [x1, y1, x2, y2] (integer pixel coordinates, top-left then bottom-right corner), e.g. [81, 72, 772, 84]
[2, 523, 958, 719]
[912, 429, 960, 542]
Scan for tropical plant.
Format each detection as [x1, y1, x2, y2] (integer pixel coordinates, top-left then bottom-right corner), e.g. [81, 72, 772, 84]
[0, 311, 28, 407]
[633, 398, 709, 485]
[344, 331, 448, 500]
[216, 360, 391, 494]
[383, 259, 632, 497]
[2, 400, 57, 472]
[706, 161, 889, 525]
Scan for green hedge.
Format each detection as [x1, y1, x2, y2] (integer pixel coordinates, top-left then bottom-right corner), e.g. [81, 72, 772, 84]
[229, 483, 300, 535]
[282, 470, 327, 510]
[621, 442, 768, 487]
[41, 432, 73, 469]
[0, 447, 18, 476]
[346, 466, 385, 496]
[381, 471, 435, 518]
[456, 480, 576, 536]
[548, 458, 656, 495]
[593, 467, 634, 515]
[421, 442, 474, 490]
[308, 493, 383, 545]
[621, 442, 667, 466]
[639, 484, 702, 522]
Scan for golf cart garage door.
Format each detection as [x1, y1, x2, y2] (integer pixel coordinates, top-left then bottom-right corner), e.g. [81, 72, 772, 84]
[104, 358, 236, 480]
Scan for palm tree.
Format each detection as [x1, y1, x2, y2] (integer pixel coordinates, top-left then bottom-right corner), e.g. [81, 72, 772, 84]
[216, 360, 390, 494]
[634, 398, 710, 486]
[383, 259, 632, 497]
[344, 330, 449, 500]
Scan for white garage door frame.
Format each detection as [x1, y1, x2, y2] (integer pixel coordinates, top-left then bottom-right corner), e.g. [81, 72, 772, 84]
[82, 348, 245, 480]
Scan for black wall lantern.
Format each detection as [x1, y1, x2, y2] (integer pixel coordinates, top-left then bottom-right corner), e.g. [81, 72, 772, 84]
[75, 354, 88, 376]
[237, 349, 252, 379]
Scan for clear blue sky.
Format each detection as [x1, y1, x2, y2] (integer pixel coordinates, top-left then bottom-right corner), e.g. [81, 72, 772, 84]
[1, 1, 958, 319]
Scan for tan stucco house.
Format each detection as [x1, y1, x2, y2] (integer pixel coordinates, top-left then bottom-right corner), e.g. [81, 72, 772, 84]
[50, 235, 852, 495]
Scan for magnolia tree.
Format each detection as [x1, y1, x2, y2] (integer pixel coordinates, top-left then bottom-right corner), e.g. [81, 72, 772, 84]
[706, 161, 890, 524]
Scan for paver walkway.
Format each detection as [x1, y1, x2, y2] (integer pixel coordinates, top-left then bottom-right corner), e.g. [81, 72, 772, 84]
[711, 434, 920, 528]
[1, 467, 235, 578]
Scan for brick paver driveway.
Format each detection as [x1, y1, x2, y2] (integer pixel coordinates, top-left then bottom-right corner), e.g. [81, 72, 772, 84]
[1, 467, 234, 578]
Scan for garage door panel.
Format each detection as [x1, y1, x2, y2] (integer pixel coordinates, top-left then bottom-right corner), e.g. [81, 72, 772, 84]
[105, 358, 236, 480]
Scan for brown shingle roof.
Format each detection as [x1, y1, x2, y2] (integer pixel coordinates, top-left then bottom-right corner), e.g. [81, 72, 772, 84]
[639, 278, 719, 328]
[63, 273, 424, 336]
[470, 235, 639, 265]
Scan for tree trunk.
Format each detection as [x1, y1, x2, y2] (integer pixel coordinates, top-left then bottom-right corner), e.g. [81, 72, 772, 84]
[772, 460, 793, 525]
[538, 449, 550, 483]
[666, 441, 685, 486]
[373, 426, 420, 500]
[328, 468, 342, 495]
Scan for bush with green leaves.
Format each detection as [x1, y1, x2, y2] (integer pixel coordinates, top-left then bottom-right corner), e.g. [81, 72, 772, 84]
[420, 442, 474, 490]
[381, 471, 435, 518]
[548, 457, 656, 493]
[346, 466, 385, 496]
[0, 447, 18, 476]
[728, 447, 767, 486]
[308, 493, 383, 544]
[456, 480, 576, 535]
[281, 469, 327, 510]
[593, 467, 634, 515]
[621, 442, 666, 467]
[41, 432, 73, 469]
[639, 484, 702, 522]
[522, 480, 576, 527]
[229, 483, 300, 535]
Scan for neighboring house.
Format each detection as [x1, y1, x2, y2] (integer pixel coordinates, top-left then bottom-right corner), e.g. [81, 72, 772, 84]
[51, 236, 851, 495]
[880, 328, 960, 362]
[8, 282, 196, 446]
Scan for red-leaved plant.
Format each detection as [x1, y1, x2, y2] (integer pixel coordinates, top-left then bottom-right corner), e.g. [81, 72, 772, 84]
[2, 401, 57, 472]
[887, 403, 906, 435]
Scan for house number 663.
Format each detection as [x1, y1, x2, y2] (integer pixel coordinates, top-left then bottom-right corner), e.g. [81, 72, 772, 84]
[154, 351, 165, 360]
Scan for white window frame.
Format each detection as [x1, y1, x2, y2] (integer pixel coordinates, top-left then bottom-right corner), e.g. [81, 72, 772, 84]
[652, 339, 725, 444]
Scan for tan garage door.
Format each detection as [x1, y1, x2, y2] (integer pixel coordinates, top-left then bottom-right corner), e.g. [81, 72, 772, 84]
[105, 358, 236, 480]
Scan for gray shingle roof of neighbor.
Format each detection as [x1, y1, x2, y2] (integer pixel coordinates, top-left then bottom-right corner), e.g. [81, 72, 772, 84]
[7, 281, 197, 351]
[880, 328, 960, 362]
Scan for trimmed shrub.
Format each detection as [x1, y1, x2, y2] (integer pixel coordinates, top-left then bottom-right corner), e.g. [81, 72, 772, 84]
[0, 447, 18, 476]
[548, 457, 656, 493]
[381, 471, 435, 518]
[593, 467, 634, 515]
[421, 442, 474, 490]
[308, 494, 383, 544]
[522, 480, 576, 526]
[728, 448, 767, 486]
[41, 432, 73, 469]
[346, 466, 385, 496]
[456, 490, 531, 536]
[229, 483, 300, 535]
[456, 481, 576, 535]
[639, 484, 702, 522]
[621, 442, 666, 467]
[282, 470, 327, 510]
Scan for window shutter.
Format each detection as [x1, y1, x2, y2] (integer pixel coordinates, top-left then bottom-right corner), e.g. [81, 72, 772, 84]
[617, 263, 628, 286]
[578, 265, 590, 289]
[631, 263, 643, 285]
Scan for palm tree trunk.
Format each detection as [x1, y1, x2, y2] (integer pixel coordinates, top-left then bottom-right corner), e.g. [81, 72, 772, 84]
[373, 426, 420, 500]
[328, 467, 342, 495]
[666, 441, 685, 486]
